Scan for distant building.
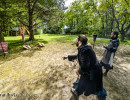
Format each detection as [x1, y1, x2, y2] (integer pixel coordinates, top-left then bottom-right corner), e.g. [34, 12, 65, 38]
[62, 25, 69, 34]
[9, 27, 20, 36]
[9, 27, 29, 36]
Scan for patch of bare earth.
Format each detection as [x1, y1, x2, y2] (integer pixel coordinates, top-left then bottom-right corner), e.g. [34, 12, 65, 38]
[0, 42, 130, 100]
[95, 44, 130, 100]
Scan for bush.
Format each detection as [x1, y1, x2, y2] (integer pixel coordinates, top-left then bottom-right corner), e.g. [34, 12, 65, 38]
[125, 31, 130, 39]
[64, 28, 71, 33]
[43, 28, 61, 34]
[70, 28, 77, 33]
[34, 30, 40, 35]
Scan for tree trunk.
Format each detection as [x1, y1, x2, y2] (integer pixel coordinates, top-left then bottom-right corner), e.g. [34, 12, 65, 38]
[28, 0, 34, 40]
[0, 25, 5, 42]
[74, 19, 75, 29]
[77, 18, 78, 25]
[110, 18, 114, 33]
[121, 32, 125, 41]
[29, 13, 34, 40]
[0, 34, 4, 42]
[102, 24, 105, 38]
[70, 20, 73, 30]
[105, 14, 108, 37]
[120, 30, 125, 41]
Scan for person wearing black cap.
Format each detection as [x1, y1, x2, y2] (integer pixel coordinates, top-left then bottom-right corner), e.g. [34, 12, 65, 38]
[100, 31, 120, 76]
[63, 35, 106, 100]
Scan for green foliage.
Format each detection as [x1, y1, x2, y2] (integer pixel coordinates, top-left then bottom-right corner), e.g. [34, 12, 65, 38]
[0, 0, 17, 36]
[0, 0, 66, 41]
[125, 30, 130, 39]
[0, 0, 129, 42]
[64, 0, 130, 41]
[34, 30, 41, 35]
[43, 27, 61, 34]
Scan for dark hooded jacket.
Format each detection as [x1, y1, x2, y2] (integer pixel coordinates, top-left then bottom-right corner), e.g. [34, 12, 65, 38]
[100, 38, 119, 69]
[68, 44, 103, 96]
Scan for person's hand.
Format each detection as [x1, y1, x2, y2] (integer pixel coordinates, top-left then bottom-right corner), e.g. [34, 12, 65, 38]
[103, 45, 106, 48]
[62, 56, 68, 60]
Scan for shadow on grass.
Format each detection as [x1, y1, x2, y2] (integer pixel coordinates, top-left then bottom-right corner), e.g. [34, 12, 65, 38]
[120, 40, 130, 45]
[50, 36, 76, 43]
[0, 39, 48, 63]
[6, 39, 48, 50]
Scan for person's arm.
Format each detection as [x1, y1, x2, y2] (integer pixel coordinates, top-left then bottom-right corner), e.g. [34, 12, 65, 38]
[104, 40, 119, 52]
[63, 55, 77, 61]
[68, 55, 77, 61]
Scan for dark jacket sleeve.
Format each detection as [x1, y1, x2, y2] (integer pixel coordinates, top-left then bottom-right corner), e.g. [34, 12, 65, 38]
[68, 55, 77, 61]
[106, 40, 119, 52]
[78, 49, 90, 74]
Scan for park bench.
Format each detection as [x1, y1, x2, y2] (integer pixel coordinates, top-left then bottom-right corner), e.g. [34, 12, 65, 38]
[0, 42, 8, 57]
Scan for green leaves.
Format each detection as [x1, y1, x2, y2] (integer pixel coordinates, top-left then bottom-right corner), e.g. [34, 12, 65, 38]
[63, 0, 129, 40]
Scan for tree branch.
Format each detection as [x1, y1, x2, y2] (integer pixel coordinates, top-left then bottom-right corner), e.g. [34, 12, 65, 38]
[106, 0, 121, 32]
[121, 15, 126, 31]
[32, 0, 38, 12]
[92, 0, 104, 23]
[124, 0, 129, 6]
[17, 18, 29, 27]
[124, 24, 130, 33]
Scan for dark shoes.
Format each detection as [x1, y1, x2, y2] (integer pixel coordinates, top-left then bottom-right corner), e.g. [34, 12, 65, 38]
[103, 72, 107, 77]
[70, 88, 79, 100]
[97, 96, 106, 100]
[70, 87, 107, 100]
[103, 69, 109, 77]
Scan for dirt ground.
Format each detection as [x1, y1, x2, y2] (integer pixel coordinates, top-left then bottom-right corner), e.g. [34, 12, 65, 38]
[0, 42, 130, 100]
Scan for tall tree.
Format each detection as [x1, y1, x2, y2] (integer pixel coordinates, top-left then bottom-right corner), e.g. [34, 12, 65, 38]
[105, 0, 130, 41]
[0, 25, 4, 42]
[14, 0, 65, 40]
[0, 0, 14, 42]
[64, 0, 130, 40]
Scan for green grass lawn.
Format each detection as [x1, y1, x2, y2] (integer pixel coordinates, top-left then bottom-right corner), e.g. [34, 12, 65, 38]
[0, 34, 129, 60]
[4, 34, 78, 51]
[3, 34, 130, 52]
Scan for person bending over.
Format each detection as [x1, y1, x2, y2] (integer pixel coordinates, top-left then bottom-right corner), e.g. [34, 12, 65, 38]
[63, 35, 106, 100]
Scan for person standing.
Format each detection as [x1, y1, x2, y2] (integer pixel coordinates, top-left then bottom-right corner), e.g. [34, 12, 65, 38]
[100, 31, 120, 76]
[20, 24, 25, 42]
[63, 35, 106, 100]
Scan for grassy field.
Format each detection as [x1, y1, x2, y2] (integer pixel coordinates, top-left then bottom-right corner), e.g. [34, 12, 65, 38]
[4, 34, 77, 51]
[3, 34, 130, 52]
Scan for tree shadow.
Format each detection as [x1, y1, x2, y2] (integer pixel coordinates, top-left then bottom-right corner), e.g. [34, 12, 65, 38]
[0, 39, 48, 63]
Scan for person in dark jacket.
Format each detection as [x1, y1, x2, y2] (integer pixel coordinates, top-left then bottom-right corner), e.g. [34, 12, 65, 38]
[100, 31, 120, 76]
[63, 35, 106, 100]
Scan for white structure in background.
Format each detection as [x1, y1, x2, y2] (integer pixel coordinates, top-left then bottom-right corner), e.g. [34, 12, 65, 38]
[62, 25, 69, 35]
[65, 0, 75, 7]
[44, 24, 48, 29]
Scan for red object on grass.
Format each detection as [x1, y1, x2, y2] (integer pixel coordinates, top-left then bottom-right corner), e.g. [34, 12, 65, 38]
[0, 42, 8, 51]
